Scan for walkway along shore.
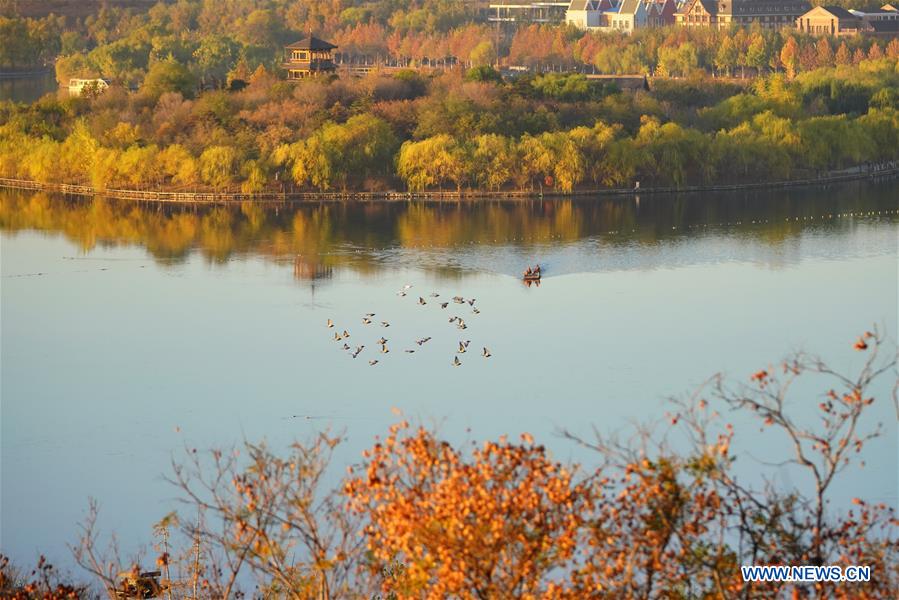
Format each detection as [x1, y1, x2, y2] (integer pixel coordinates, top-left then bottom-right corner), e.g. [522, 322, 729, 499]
[1, 162, 897, 205]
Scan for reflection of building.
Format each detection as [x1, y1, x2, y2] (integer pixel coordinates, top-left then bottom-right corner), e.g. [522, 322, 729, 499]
[282, 36, 337, 80]
[488, 0, 570, 23]
[676, 0, 811, 29]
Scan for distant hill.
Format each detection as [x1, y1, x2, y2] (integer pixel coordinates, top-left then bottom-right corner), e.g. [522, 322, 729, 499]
[1, 0, 164, 19]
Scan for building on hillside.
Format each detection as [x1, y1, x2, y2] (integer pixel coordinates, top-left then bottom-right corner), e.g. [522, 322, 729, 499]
[566, 0, 672, 32]
[612, 0, 649, 31]
[566, 0, 610, 28]
[68, 78, 109, 96]
[282, 36, 337, 80]
[675, 0, 714, 27]
[867, 19, 899, 35]
[647, 0, 678, 26]
[676, 0, 811, 29]
[487, 0, 570, 23]
[796, 6, 867, 35]
[850, 3, 899, 21]
[849, 4, 899, 34]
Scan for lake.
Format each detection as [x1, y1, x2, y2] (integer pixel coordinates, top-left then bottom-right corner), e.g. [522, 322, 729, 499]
[1, 181, 897, 570]
[0, 72, 60, 104]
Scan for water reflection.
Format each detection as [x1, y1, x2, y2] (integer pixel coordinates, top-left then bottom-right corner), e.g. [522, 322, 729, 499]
[1, 181, 896, 278]
[0, 72, 59, 104]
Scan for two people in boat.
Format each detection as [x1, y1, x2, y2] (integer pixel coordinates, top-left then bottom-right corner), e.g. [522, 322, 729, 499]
[524, 265, 541, 277]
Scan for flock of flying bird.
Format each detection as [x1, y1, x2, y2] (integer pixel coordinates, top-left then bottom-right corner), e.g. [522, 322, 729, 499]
[327, 284, 491, 367]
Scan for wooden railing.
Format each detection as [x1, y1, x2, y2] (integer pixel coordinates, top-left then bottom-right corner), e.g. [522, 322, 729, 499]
[0, 162, 896, 205]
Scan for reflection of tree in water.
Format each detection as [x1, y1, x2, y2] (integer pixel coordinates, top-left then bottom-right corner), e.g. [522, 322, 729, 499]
[293, 255, 333, 281]
[0, 182, 895, 275]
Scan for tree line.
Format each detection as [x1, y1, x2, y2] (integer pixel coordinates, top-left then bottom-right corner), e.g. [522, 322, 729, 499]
[1, 54, 897, 194]
[3, 0, 899, 82]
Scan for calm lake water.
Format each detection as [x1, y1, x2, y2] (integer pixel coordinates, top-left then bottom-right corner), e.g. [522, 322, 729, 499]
[0, 72, 59, 104]
[1, 181, 897, 569]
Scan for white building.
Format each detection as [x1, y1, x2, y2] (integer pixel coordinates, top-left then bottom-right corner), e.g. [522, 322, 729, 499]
[610, 0, 648, 33]
[566, 0, 609, 28]
[68, 78, 109, 96]
[849, 3, 899, 23]
[566, 0, 652, 33]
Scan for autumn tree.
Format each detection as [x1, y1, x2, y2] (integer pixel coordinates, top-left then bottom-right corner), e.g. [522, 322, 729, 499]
[165, 433, 364, 599]
[470, 133, 517, 190]
[279, 114, 398, 191]
[519, 131, 585, 193]
[60, 329, 899, 599]
[835, 41, 851, 66]
[715, 36, 738, 77]
[887, 38, 899, 59]
[816, 37, 834, 69]
[396, 134, 468, 192]
[345, 422, 596, 599]
[199, 145, 240, 188]
[781, 36, 800, 79]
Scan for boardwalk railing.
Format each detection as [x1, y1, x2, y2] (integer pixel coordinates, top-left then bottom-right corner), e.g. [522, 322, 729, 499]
[0, 162, 896, 205]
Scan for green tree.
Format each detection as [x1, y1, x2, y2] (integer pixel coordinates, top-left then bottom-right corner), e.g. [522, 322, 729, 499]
[569, 120, 620, 185]
[157, 144, 198, 185]
[193, 35, 238, 88]
[519, 131, 584, 193]
[199, 145, 240, 188]
[469, 40, 496, 67]
[746, 33, 768, 75]
[286, 115, 399, 191]
[54, 53, 97, 85]
[465, 65, 502, 84]
[634, 117, 710, 186]
[470, 134, 517, 190]
[142, 58, 197, 100]
[397, 134, 468, 191]
[714, 36, 738, 77]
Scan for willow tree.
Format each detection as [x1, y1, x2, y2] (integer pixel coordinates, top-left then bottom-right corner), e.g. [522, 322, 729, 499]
[199, 145, 240, 188]
[397, 134, 467, 192]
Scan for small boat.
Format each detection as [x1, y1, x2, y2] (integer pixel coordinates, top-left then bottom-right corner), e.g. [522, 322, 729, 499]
[522, 265, 542, 281]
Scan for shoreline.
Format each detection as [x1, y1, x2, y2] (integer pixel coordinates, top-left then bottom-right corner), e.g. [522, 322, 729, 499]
[1, 163, 897, 205]
[0, 68, 55, 79]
